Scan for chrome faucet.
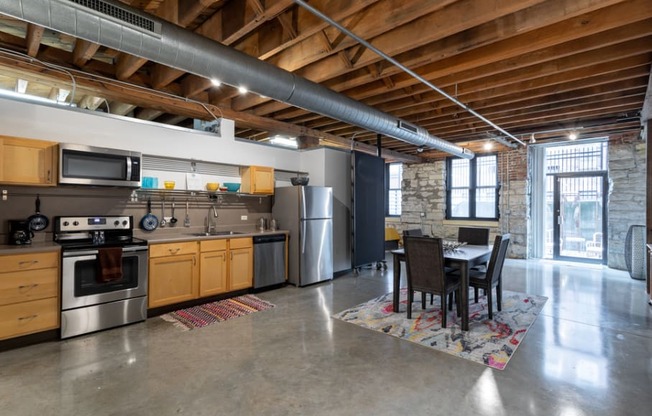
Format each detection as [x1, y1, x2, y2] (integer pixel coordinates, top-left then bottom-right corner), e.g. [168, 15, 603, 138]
[206, 204, 219, 234]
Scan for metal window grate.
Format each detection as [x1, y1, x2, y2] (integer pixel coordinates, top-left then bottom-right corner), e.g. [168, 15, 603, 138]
[545, 142, 607, 174]
[66, 0, 159, 34]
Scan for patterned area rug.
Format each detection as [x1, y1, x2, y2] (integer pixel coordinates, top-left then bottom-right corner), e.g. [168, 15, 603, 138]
[161, 294, 275, 331]
[333, 289, 547, 370]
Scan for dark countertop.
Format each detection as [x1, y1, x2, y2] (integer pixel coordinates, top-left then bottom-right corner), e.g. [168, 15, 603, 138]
[0, 241, 61, 255]
[141, 229, 289, 244]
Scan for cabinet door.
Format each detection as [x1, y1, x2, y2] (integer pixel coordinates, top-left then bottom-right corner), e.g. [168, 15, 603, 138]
[0, 137, 57, 186]
[148, 254, 198, 308]
[200, 250, 227, 297]
[252, 167, 274, 194]
[229, 247, 253, 291]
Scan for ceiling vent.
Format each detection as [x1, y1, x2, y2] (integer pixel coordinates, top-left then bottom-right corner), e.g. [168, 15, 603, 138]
[65, 0, 161, 35]
[397, 120, 418, 134]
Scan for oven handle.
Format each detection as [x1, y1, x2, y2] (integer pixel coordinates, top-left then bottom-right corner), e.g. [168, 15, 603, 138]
[62, 246, 148, 257]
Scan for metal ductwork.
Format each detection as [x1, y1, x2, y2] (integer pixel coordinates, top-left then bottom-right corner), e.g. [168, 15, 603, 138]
[0, 0, 475, 159]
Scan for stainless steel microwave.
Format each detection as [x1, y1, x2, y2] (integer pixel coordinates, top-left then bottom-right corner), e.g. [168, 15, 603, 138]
[59, 143, 142, 188]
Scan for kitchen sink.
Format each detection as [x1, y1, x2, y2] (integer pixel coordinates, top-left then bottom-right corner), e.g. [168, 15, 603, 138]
[187, 231, 244, 236]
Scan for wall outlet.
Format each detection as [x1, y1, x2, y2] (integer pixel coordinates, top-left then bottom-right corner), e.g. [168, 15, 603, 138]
[420, 212, 426, 217]
[241, 215, 248, 220]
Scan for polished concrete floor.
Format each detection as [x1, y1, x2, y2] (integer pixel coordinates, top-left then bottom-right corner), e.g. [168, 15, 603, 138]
[1, 257, 652, 415]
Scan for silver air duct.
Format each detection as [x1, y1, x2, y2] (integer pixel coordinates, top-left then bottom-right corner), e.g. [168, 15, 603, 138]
[0, 0, 474, 159]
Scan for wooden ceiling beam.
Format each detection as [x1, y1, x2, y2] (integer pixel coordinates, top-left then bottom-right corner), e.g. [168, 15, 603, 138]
[252, 21, 652, 125]
[178, 0, 223, 27]
[116, 54, 148, 80]
[25, 23, 44, 57]
[109, 101, 137, 116]
[0, 53, 419, 162]
[72, 39, 101, 68]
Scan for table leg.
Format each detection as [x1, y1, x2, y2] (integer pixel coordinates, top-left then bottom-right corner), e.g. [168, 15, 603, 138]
[461, 265, 469, 331]
[393, 253, 400, 313]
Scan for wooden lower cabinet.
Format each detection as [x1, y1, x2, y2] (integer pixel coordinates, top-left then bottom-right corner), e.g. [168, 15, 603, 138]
[200, 240, 228, 297]
[229, 245, 253, 291]
[148, 242, 199, 308]
[149, 238, 253, 309]
[0, 250, 60, 341]
[199, 237, 253, 295]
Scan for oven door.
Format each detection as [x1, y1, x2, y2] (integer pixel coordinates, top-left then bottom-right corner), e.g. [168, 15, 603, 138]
[61, 246, 148, 310]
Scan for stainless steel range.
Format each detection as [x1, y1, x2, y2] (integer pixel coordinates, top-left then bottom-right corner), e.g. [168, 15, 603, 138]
[54, 215, 148, 339]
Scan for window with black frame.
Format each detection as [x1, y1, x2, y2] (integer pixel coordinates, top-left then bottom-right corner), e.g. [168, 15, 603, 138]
[386, 162, 403, 217]
[446, 154, 499, 220]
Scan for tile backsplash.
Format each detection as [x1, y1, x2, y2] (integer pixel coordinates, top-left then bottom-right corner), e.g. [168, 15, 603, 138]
[0, 185, 273, 244]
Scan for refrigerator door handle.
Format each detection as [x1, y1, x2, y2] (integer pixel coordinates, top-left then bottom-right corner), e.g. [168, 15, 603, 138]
[301, 220, 307, 254]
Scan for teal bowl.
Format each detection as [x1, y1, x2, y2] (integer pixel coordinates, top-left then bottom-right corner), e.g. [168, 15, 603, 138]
[223, 182, 240, 192]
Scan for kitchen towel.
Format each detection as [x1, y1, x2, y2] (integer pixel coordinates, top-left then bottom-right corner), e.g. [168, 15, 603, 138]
[97, 247, 123, 282]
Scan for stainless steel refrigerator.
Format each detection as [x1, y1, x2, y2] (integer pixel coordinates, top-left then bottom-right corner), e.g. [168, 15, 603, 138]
[272, 186, 333, 286]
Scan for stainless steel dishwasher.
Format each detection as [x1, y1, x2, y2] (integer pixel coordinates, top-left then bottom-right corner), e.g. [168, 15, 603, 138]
[253, 234, 287, 289]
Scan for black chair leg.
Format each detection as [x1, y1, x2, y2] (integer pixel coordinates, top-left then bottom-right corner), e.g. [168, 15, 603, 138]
[407, 289, 413, 319]
[441, 292, 447, 328]
[421, 292, 426, 310]
[430, 293, 434, 305]
[448, 292, 454, 311]
[456, 289, 461, 316]
[487, 287, 493, 320]
[474, 287, 479, 303]
[496, 281, 502, 312]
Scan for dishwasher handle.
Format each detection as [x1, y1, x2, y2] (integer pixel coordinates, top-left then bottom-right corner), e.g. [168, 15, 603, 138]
[253, 234, 286, 244]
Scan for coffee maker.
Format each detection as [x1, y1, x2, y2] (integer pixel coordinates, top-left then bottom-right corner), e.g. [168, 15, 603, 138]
[8, 220, 33, 245]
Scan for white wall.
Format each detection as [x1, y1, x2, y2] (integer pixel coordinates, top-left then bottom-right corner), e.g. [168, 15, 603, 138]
[0, 97, 305, 172]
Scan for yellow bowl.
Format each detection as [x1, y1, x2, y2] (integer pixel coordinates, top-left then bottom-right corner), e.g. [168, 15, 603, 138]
[206, 182, 219, 192]
[164, 181, 175, 189]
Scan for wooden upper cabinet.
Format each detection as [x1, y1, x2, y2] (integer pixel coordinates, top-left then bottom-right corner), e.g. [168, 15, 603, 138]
[0, 136, 58, 186]
[240, 166, 274, 194]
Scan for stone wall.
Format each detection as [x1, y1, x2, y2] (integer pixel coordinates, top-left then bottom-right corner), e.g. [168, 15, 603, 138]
[395, 147, 529, 259]
[390, 135, 646, 265]
[607, 135, 646, 270]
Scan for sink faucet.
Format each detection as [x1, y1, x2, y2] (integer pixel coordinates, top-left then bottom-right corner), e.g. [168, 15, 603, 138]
[206, 204, 218, 234]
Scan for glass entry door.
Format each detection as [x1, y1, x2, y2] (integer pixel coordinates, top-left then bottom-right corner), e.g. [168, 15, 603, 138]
[548, 174, 607, 262]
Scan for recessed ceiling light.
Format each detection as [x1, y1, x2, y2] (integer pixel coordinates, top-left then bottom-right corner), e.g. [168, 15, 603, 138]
[568, 131, 578, 140]
[483, 142, 493, 151]
[211, 79, 221, 86]
[238, 86, 248, 94]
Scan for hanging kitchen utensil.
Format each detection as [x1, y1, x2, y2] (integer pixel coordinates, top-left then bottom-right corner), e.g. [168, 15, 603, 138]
[170, 199, 178, 225]
[140, 197, 159, 231]
[160, 201, 167, 227]
[184, 200, 191, 227]
[27, 194, 49, 231]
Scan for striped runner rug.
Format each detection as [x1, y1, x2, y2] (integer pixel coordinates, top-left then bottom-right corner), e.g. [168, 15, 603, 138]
[160, 294, 275, 331]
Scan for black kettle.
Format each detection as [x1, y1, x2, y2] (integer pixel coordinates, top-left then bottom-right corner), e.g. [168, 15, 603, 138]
[8, 220, 33, 245]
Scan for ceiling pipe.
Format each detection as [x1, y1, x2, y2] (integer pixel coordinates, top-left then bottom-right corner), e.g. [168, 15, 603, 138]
[293, 0, 525, 148]
[0, 0, 474, 159]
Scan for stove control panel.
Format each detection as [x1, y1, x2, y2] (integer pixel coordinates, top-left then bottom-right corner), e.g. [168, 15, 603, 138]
[56, 216, 132, 232]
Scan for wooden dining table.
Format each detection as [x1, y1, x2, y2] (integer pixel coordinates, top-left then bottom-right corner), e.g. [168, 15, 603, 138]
[391, 245, 493, 331]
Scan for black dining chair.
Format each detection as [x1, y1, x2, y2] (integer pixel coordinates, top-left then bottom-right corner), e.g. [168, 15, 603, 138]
[468, 233, 511, 319]
[458, 227, 490, 271]
[404, 236, 461, 327]
[458, 227, 490, 245]
[403, 229, 424, 237]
